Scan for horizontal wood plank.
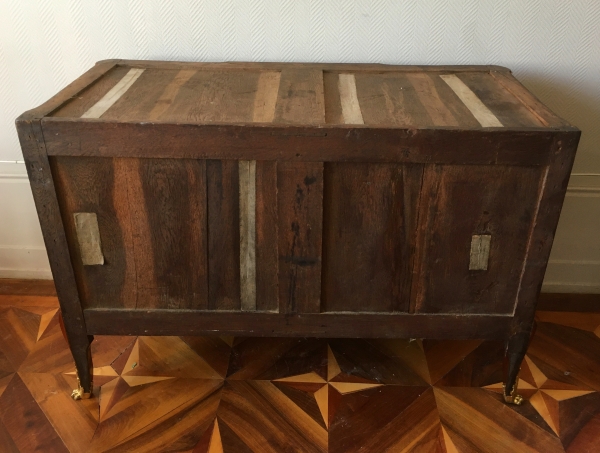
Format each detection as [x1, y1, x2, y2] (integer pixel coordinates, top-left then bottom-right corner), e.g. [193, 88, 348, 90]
[41, 119, 561, 166]
[83, 308, 512, 339]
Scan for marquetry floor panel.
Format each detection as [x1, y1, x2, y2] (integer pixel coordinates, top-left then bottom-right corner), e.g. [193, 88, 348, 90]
[0, 294, 599, 452]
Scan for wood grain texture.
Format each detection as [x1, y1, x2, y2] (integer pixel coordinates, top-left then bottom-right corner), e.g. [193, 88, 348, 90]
[255, 161, 279, 312]
[457, 72, 545, 127]
[337, 74, 364, 125]
[80, 68, 145, 119]
[412, 164, 544, 314]
[274, 69, 325, 124]
[322, 163, 422, 313]
[85, 309, 512, 339]
[277, 162, 324, 314]
[3, 291, 600, 452]
[253, 71, 281, 122]
[440, 74, 503, 127]
[73, 213, 104, 265]
[355, 73, 433, 126]
[207, 160, 241, 311]
[42, 119, 558, 166]
[51, 157, 137, 309]
[16, 119, 94, 393]
[133, 158, 208, 310]
[239, 160, 257, 311]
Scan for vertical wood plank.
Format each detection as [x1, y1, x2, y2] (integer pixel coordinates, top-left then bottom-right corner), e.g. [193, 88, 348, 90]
[278, 162, 324, 314]
[239, 160, 257, 311]
[323, 72, 343, 124]
[255, 161, 279, 312]
[207, 160, 241, 310]
[322, 163, 421, 313]
[127, 158, 208, 310]
[274, 69, 325, 124]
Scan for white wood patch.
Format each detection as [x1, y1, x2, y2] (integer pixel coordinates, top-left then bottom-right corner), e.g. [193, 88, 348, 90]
[338, 73, 364, 124]
[469, 234, 491, 271]
[440, 74, 503, 127]
[239, 160, 257, 310]
[81, 68, 145, 119]
[74, 212, 104, 265]
[253, 71, 281, 122]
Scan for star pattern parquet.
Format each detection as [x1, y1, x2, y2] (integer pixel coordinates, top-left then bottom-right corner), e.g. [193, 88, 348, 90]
[0, 290, 600, 452]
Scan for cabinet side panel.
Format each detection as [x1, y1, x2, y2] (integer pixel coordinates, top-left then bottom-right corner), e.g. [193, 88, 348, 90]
[413, 164, 544, 314]
[278, 161, 324, 313]
[207, 160, 241, 310]
[322, 163, 421, 313]
[51, 156, 137, 309]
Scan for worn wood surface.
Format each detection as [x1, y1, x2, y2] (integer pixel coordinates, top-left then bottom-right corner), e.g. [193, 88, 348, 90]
[322, 163, 421, 313]
[277, 162, 324, 314]
[3, 289, 600, 452]
[84, 308, 511, 339]
[16, 62, 581, 392]
[412, 164, 545, 314]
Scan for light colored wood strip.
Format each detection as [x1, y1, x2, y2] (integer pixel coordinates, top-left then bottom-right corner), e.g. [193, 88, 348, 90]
[406, 73, 459, 126]
[147, 69, 197, 120]
[253, 72, 281, 122]
[239, 160, 257, 311]
[73, 212, 104, 265]
[469, 234, 491, 271]
[81, 68, 145, 118]
[338, 73, 364, 124]
[440, 74, 503, 127]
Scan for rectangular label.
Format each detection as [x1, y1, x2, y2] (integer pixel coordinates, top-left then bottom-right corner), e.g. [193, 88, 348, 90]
[73, 212, 104, 265]
[469, 234, 491, 271]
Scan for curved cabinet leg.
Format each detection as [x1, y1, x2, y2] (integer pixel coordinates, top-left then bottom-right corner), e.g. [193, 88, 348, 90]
[59, 311, 94, 400]
[503, 326, 535, 405]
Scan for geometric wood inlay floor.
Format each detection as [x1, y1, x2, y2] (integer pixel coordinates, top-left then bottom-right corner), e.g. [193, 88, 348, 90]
[1, 291, 600, 451]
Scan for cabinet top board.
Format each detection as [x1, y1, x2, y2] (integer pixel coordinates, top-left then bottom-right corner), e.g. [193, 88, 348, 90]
[38, 60, 569, 130]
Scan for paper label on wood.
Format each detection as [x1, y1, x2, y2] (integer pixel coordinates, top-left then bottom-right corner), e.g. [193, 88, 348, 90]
[74, 212, 104, 265]
[469, 234, 491, 271]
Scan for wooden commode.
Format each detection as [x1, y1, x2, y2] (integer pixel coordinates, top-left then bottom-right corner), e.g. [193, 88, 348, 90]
[16, 60, 580, 404]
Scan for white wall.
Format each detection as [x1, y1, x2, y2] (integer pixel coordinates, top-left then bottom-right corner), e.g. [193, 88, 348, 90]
[0, 0, 599, 290]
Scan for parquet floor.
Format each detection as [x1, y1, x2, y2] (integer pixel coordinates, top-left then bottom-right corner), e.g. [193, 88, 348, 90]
[1, 285, 599, 451]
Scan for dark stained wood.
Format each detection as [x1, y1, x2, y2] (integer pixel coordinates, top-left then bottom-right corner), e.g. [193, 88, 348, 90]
[41, 119, 558, 166]
[133, 158, 209, 310]
[277, 162, 324, 314]
[255, 161, 279, 311]
[511, 131, 581, 334]
[412, 164, 545, 314]
[17, 62, 581, 413]
[16, 118, 94, 393]
[51, 156, 137, 309]
[322, 163, 422, 313]
[458, 72, 545, 127]
[84, 308, 512, 339]
[207, 160, 241, 310]
[490, 69, 571, 128]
